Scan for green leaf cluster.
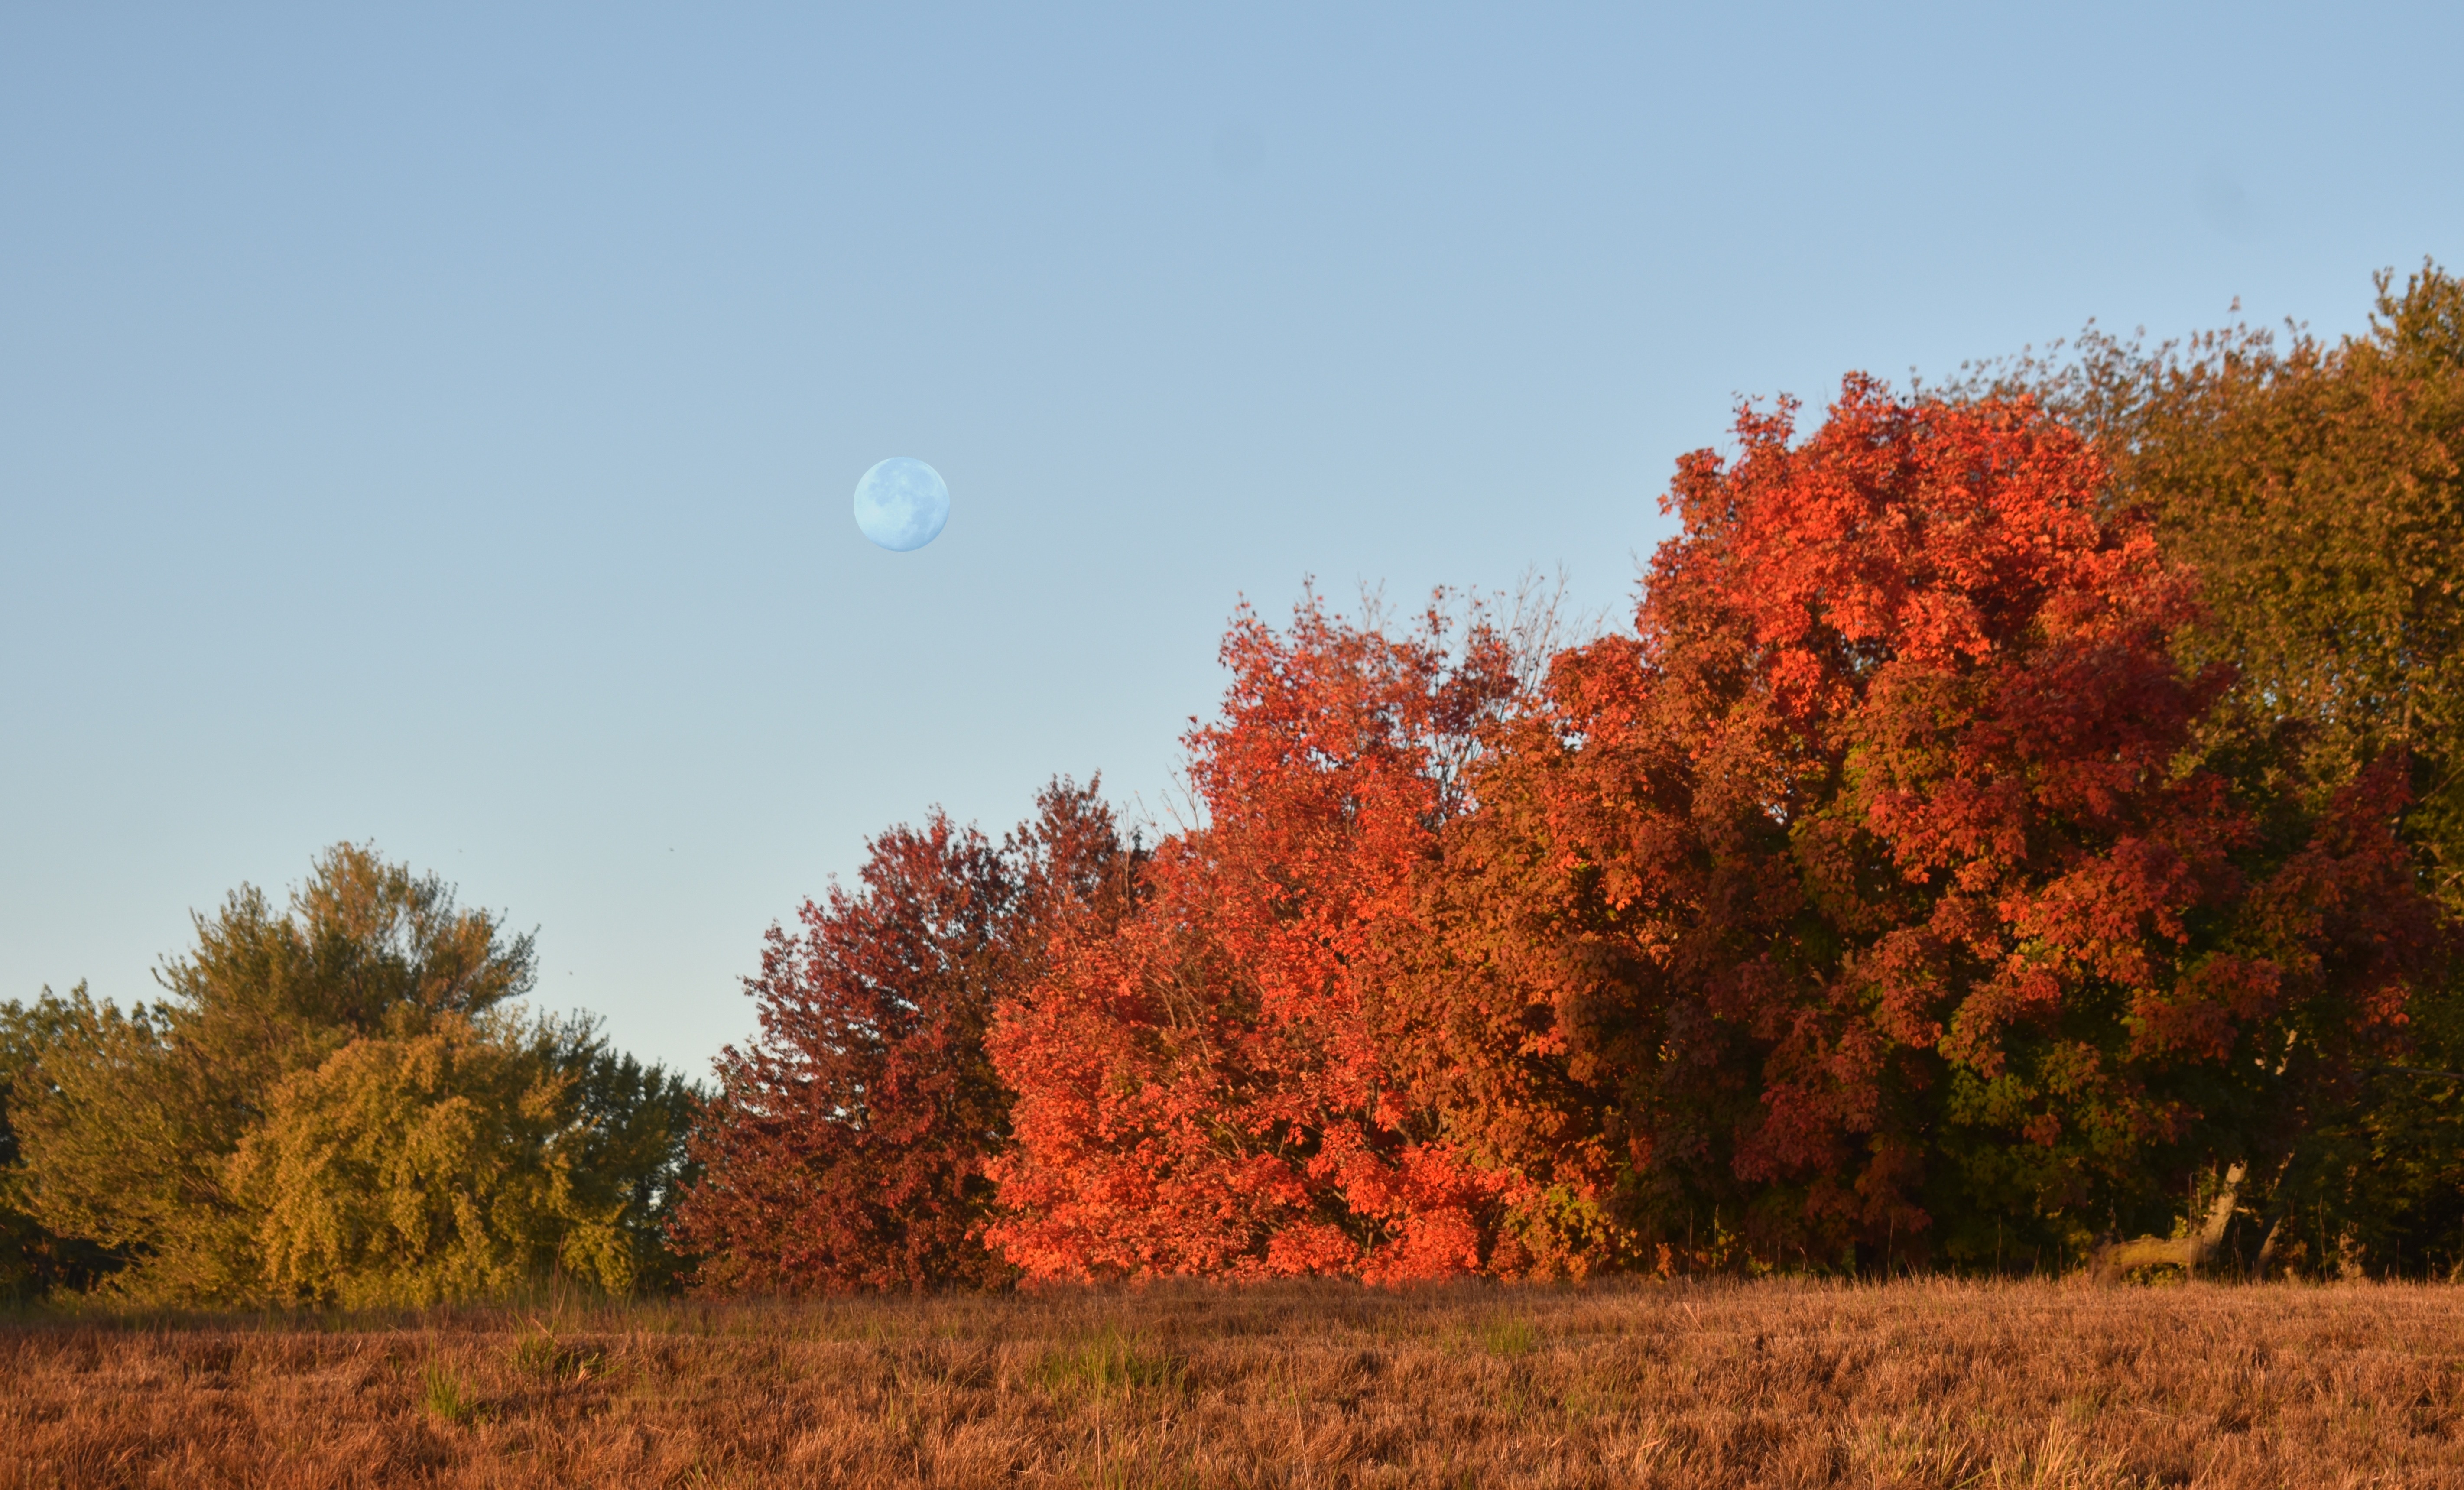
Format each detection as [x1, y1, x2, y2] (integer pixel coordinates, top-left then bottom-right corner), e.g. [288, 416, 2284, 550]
[0, 991, 117, 1300]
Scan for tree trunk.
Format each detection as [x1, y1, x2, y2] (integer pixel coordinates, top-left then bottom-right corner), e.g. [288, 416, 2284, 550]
[2089, 1163, 2245, 1284]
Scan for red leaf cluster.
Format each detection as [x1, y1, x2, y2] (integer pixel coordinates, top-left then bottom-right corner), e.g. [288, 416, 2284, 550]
[672, 781, 1137, 1293]
[985, 379, 2439, 1278]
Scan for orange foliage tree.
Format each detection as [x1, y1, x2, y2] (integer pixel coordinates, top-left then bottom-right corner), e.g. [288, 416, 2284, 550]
[984, 598, 1532, 1282]
[674, 779, 1138, 1293]
[1413, 377, 2439, 1270]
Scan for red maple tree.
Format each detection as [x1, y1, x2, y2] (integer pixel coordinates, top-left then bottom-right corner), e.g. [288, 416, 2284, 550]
[673, 779, 1137, 1293]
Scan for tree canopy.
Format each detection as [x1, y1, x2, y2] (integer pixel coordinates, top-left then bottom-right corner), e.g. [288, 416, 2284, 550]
[675, 779, 1141, 1294]
[2, 844, 696, 1305]
[1960, 261, 2464, 1271]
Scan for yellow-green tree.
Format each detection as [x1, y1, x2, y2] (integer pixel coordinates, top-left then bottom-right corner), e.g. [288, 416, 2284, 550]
[9, 844, 696, 1304]
[230, 1011, 633, 1307]
[0, 990, 117, 1298]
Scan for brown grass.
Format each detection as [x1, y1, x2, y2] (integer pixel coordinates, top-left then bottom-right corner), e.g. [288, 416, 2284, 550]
[3, 1279, 2461, 1488]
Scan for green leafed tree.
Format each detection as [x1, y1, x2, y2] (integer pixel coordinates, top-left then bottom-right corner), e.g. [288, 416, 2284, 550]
[8, 844, 698, 1305]
[0, 990, 120, 1299]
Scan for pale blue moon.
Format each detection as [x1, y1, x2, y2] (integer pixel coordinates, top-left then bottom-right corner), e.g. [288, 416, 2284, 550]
[852, 457, 949, 551]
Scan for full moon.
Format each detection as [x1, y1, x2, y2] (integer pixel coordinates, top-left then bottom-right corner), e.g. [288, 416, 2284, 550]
[852, 457, 949, 551]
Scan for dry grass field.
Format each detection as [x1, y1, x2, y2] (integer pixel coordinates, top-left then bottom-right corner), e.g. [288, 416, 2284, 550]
[3, 1279, 2462, 1489]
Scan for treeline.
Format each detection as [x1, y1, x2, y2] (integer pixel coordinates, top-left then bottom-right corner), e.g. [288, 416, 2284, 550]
[3, 264, 2458, 1303]
[682, 263, 2464, 1289]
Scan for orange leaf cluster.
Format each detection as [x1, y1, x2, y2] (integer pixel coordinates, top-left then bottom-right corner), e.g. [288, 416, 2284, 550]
[984, 601, 1525, 1282]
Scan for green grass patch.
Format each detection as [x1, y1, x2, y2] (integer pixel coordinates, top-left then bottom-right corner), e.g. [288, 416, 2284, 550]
[1482, 1317, 1540, 1358]
[418, 1360, 483, 1425]
[1042, 1327, 1184, 1398]
[510, 1326, 604, 1383]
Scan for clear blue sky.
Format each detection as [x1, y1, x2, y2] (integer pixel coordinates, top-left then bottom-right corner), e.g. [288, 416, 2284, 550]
[5, 2, 2459, 1078]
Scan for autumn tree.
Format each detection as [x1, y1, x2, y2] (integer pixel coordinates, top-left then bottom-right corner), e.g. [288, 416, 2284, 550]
[674, 778, 1139, 1294]
[7, 844, 697, 1304]
[985, 598, 1536, 1282]
[1981, 262, 2464, 925]
[1408, 378, 2439, 1273]
[226, 1010, 689, 1307]
[2013, 265, 2464, 1269]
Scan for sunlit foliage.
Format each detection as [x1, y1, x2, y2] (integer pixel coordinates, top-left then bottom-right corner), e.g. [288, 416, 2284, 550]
[1410, 377, 2436, 1273]
[984, 597, 1538, 1282]
[676, 779, 1141, 1293]
[4, 844, 695, 1305]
